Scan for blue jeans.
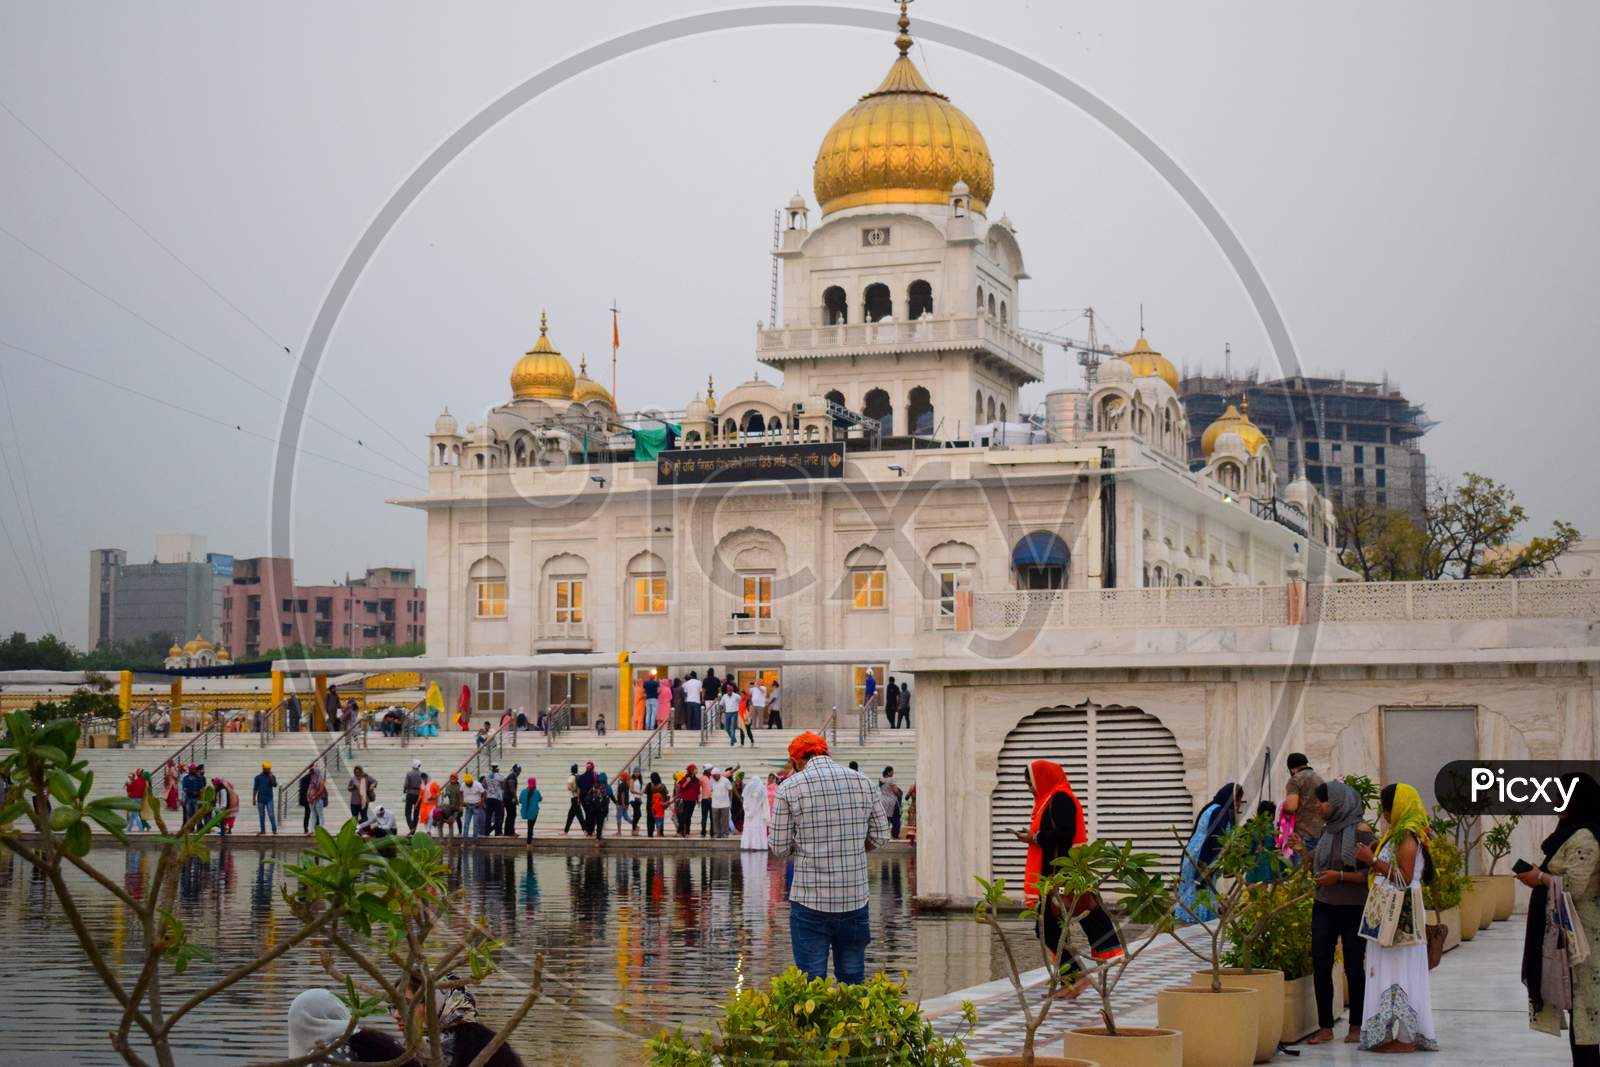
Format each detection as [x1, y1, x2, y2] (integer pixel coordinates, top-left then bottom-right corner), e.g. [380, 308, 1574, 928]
[725, 711, 739, 745]
[257, 801, 276, 834]
[467, 807, 483, 838]
[645, 697, 658, 729]
[789, 902, 870, 984]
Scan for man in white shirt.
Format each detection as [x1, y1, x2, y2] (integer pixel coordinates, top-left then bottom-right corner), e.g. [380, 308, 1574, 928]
[360, 804, 397, 839]
[720, 688, 742, 747]
[461, 775, 486, 840]
[709, 767, 734, 838]
[750, 682, 767, 731]
[682, 673, 704, 732]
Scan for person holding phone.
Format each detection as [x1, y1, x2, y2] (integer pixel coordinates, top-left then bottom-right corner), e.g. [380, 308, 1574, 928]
[1521, 772, 1600, 1064]
[1306, 779, 1375, 1045]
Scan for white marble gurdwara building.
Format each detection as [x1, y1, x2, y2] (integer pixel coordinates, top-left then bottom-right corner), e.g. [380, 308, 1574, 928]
[398, 12, 1348, 734]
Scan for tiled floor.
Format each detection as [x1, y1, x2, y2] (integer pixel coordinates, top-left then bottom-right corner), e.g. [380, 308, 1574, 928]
[929, 919, 1569, 1063]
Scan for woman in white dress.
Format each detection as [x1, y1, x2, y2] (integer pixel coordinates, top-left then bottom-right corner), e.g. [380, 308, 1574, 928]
[1354, 782, 1438, 1053]
[740, 772, 769, 851]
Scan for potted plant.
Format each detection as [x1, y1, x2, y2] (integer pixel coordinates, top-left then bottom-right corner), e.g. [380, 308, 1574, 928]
[1223, 875, 1328, 1044]
[1163, 817, 1308, 1066]
[1482, 814, 1521, 920]
[976, 839, 1181, 1067]
[647, 968, 973, 1066]
[1424, 833, 1467, 950]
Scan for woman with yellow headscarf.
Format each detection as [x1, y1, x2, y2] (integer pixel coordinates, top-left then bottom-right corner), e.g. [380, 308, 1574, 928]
[1354, 782, 1437, 1052]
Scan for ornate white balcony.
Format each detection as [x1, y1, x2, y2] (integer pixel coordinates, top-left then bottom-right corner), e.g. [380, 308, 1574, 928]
[756, 314, 1044, 383]
[534, 620, 593, 652]
[722, 614, 784, 649]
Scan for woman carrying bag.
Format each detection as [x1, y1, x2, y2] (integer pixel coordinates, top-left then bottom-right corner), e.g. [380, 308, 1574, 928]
[1523, 773, 1600, 1065]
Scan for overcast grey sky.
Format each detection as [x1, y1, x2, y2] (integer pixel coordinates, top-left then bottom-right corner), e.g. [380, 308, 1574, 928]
[1, 1, 1595, 645]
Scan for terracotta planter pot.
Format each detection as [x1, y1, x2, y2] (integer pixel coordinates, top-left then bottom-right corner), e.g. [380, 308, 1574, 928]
[974, 1058, 1098, 1067]
[1063, 1027, 1182, 1067]
[1490, 873, 1516, 920]
[1439, 906, 1461, 952]
[1190, 969, 1283, 1063]
[1458, 884, 1480, 941]
[1471, 875, 1495, 928]
[1156, 986, 1259, 1067]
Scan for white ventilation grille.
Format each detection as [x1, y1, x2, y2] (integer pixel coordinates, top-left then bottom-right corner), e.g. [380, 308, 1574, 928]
[992, 704, 1193, 885]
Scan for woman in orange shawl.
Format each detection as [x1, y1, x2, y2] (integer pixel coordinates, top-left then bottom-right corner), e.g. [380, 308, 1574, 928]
[418, 780, 440, 833]
[1011, 759, 1122, 992]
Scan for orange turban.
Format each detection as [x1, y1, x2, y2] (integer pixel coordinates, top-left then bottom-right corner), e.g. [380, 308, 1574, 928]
[788, 731, 830, 764]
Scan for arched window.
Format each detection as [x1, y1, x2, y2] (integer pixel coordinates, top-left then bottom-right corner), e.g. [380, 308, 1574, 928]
[825, 389, 849, 430]
[684, 430, 702, 444]
[1000, 300, 1008, 325]
[976, 285, 984, 312]
[844, 545, 887, 610]
[435, 443, 447, 465]
[741, 410, 766, 436]
[469, 556, 507, 619]
[804, 425, 820, 441]
[986, 396, 996, 423]
[1011, 531, 1069, 590]
[999, 402, 1008, 424]
[907, 386, 934, 436]
[863, 283, 892, 323]
[823, 285, 848, 325]
[907, 280, 933, 320]
[723, 418, 737, 439]
[987, 294, 997, 318]
[768, 416, 783, 438]
[513, 439, 528, 467]
[863, 387, 893, 435]
[627, 550, 668, 615]
[975, 390, 984, 427]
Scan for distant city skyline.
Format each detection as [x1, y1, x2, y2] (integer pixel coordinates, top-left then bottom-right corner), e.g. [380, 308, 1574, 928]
[1, 1, 1595, 640]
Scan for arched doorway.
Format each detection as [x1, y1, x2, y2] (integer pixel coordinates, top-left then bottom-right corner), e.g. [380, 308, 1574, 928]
[907, 386, 933, 436]
[991, 702, 1191, 883]
[863, 387, 893, 435]
[823, 285, 848, 325]
[1011, 530, 1069, 589]
[907, 279, 933, 320]
[864, 283, 893, 323]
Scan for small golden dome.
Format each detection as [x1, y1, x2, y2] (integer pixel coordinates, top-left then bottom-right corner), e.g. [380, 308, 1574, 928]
[510, 311, 576, 400]
[1201, 402, 1269, 458]
[216, 646, 231, 660]
[1119, 336, 1180, 392]
[182, 632, 211, 654]
[168, 643, 183, 658]
[813, 6, 994, 216]
[571, 356, 614, 407]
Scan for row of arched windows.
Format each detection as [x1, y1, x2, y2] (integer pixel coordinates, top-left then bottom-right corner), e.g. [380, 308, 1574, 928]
[975, 285, 1008, 325]
[823, 280, 934, 325]
[974, 391, 1008, 426]
[822, 387, 935, 436]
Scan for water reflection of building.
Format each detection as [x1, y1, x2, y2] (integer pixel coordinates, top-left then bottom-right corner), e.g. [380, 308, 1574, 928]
[402, 7, 1348, 728]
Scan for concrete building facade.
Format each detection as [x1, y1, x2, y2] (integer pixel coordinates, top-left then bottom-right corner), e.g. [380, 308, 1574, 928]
[86, 536, 229, 649]
[220, 557, 425, 660]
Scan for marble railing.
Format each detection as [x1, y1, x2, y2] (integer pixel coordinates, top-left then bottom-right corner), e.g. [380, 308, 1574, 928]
[756, 314, 1045, 378]
[933, 577, 1600, 631]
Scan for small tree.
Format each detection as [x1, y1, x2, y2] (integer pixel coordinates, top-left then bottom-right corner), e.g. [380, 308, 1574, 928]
[1483, 814, 1521, 874]
[973, 839, 1174, 1062]
[0, 709, 540, 1067]
[1168, 817, 1313, 990]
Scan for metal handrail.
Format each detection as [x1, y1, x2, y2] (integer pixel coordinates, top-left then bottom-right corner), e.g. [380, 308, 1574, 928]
[397, 698, 428, 748]
[820, 707, 838, 751]
[256, 699, 290, 748]
[450, 710, 522, 784]
[613, 720, 673, 785]
[858, 695, 879, 746]
[159, 709, 229, 776]
[543, 699, 573, 748]
[126, 701, 163, 747]
[276, 717, 364, 823]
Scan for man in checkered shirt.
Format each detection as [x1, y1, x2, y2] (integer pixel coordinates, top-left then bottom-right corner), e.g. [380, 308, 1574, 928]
[769, 731, 888, 983]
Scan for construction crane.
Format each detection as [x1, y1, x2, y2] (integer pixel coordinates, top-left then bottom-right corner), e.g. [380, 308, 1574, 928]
[1017, 307, 1119, 388]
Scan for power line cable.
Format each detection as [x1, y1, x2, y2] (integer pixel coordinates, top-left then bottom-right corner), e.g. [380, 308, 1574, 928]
[0, 222, 422, 480]
[0, 498, 51, 634]
[0, 361, 64, 635]
[0, 338, 425, 492]
[0, 96, 427, 468]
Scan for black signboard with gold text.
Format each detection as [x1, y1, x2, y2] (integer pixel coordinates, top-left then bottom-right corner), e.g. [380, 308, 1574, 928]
[656, 443, 845, 485]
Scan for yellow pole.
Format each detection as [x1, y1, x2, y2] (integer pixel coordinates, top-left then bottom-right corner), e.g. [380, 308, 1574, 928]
[117, 670, 132, 743]
[617, 651, 632, 731]
[314, 674, 328, 732]
[170, 677, 183, 731]
[270, 671, 284, 732]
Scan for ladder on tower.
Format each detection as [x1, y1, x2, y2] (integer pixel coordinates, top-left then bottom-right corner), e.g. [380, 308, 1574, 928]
[769, 209, 781, 328]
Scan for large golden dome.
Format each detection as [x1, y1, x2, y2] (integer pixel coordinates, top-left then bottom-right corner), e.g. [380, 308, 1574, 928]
[510, 311, 576, 401]
[1119, 336, 1180, 392]
[571, 356, 614, 408]
[1201, 402, 1269, 457]
[812, 7, 994, 217]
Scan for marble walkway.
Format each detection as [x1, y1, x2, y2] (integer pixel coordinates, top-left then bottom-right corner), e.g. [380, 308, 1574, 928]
[925, 918, 1568, 1064]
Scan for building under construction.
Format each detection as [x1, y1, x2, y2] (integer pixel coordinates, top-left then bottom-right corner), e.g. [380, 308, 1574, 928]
[1179, 373, 1434, 521]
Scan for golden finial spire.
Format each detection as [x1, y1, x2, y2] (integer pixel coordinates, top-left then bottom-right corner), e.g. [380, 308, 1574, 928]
[539, 309, 548, 337]
[895, 0, 913, 56]
[579, 354, 588, 374]
[707, 374, 717, 407]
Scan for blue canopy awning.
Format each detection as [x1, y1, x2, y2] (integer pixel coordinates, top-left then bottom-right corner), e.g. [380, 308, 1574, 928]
[1011, 531, 1070, 568]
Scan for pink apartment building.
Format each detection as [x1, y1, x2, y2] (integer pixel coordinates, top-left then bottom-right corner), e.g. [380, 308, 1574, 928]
[220, 557, 426, 659]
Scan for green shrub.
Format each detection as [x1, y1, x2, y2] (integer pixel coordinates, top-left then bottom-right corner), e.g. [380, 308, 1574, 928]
[1223, 876, 1313, 980]
[647, 968, 970, 1066]
[1424, 836, 1465, 911]
[27, 689, 120, 725]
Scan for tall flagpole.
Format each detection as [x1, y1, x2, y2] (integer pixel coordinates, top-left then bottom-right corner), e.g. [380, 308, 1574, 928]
[609, 299, 620, 413]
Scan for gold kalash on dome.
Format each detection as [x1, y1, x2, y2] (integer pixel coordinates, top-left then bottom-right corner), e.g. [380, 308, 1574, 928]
[812, 0, 996, 216]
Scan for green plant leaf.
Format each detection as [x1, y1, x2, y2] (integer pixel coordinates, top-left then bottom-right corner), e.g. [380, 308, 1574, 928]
[64, 819, 91, 857]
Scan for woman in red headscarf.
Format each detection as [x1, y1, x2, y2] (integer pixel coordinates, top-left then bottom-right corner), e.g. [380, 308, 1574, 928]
[1012, 759, 1123, 995]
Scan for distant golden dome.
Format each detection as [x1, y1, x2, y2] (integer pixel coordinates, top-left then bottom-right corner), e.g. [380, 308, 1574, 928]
[1119, 336, 1180, 392]
[571, 356, 614, 408]
[813, 8, 994, 217]
[168, 643, 183, 658]
[1201, 402, 1269, 458]
[510, 311, 576, 400]
[182, 632, 212, 655]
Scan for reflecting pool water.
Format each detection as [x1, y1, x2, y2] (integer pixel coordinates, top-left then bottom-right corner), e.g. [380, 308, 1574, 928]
[0, 845, 1003, 1065]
